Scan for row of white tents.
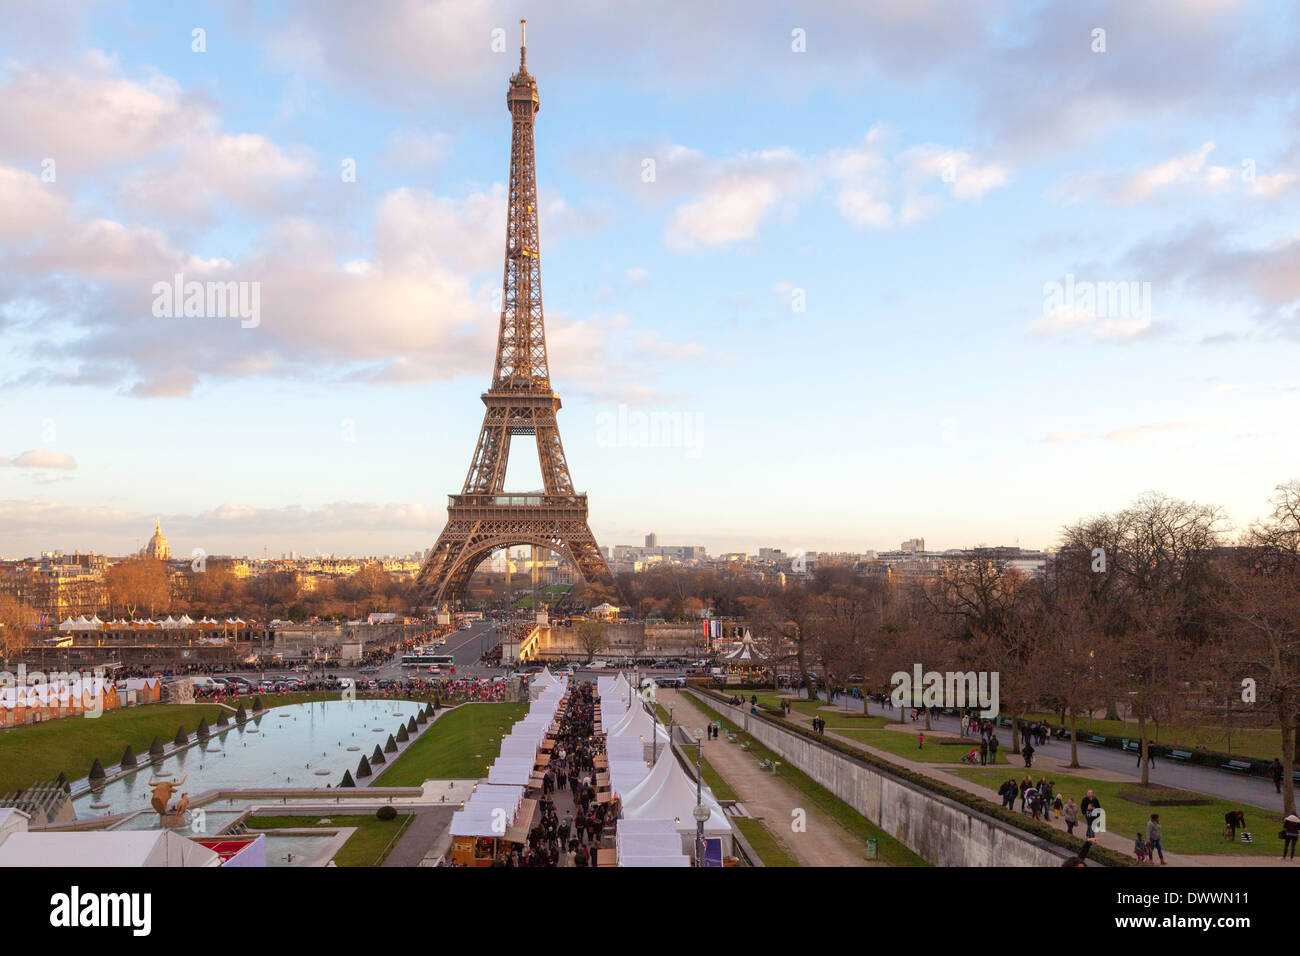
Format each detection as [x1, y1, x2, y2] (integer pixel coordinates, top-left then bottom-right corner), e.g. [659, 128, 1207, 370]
[450, 678, 569, 838]
[596, 673, 732, 867]
[451, 669, 734, 866]
[58, 615, 248, 631]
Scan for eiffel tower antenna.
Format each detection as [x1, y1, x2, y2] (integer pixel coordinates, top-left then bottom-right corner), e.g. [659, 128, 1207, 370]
[416, 29, 615, 608]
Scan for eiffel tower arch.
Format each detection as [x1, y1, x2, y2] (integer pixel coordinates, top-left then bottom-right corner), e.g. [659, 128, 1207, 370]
[416, 23, 616, 608]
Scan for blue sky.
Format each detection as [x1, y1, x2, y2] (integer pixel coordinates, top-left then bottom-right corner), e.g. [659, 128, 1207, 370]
[1, 0, 1299, 560]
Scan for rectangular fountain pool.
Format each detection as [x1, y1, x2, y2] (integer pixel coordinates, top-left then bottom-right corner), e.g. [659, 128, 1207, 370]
[73, 699, 427, 820]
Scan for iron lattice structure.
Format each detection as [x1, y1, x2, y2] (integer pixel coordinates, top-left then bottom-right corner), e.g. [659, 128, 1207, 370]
[415, 26, 615, 607]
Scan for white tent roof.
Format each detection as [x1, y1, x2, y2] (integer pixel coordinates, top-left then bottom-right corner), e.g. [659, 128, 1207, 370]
[487, 758, 534, 786]
[450, 784, 527, 837]
[609, 701, 669, 743]
[621, 750, 730, 837]
[619, 854, 690, 867]
[0, 830, 221, 867]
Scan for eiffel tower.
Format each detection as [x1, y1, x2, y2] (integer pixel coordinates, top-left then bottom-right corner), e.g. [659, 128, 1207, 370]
[415, 22, 615, 608]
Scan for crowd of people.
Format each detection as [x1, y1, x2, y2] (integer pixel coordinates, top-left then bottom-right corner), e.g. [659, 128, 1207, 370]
[492, 680, 615, 867]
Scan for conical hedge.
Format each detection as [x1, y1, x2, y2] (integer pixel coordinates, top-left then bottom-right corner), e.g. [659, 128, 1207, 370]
[340, 770, 356, 788]
[149, 735, 165, 757]
[370, 744, 385, 765]
[196, 718, 210, 740]
[396, 725, 409, 743]
[252, 696, 262, 711]
[55, 772, 70, 793]
[174, 725, 188, 746]
[88, 758, 106, 780]
[120, 745, 138, 769]
[406, 717, 418, 734]
[235, 704, 247, 724]
[385, 734, 398, 753]
[415, 708, 428, 725]
[356, 755, 372, 778]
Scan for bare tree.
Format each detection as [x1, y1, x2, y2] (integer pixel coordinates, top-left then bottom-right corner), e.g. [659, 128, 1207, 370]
[576, 620, 606, 663]
[106, 556, 171, 619]
[1062, 492, 1225, 784]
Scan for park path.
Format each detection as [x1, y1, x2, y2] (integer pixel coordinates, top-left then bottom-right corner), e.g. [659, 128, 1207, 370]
[722, 692, 1215, 865]
[773, 694, 1300, 867]
[381, 806, 456, 866]
[658, 689, 880, 866]
[817, 690, 1287, 813]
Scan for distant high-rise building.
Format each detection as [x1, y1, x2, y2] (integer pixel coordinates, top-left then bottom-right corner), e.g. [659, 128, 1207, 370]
[645, 532, 657, 548]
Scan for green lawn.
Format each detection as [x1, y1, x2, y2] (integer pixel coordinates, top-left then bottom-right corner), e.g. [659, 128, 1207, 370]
[834, 728, 1011, 765]
[734, 816, 800, 866]
[0, 702, 234, 792]
[951, 767, 1283, 857]
[729, 694, 891, 729]
[374, 702, 527, 784]
[244, 813, 412, 867]
[677, 742, 739, 801]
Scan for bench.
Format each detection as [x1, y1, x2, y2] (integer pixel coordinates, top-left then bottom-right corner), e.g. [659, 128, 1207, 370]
[739, 741, 750, 751]
[1221, 760, 1253, 774]
[1121, 739, 1141, 752]
[726, 734, 738, 743]
[758, 759, 780, 772]
[1168, 750, 1193, 762]
[1052, 727, 1070, 740]
[1086, 735, 1107, 745]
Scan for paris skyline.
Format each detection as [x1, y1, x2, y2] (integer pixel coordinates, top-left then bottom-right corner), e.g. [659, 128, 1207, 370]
[3, 1, 1299, 559]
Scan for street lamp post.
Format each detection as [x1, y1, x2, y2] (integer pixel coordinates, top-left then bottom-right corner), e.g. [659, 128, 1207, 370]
[693, 727, 707, 864]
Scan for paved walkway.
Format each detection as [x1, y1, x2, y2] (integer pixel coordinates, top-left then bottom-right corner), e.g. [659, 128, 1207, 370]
[660, 689, 880, 866]
[716, 691, 1279, 866]
[812, 690, 1290, 814]
[381, 805, 456, 866]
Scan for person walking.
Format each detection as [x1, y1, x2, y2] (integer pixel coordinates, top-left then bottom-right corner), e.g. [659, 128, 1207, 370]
[1281, 813, 1299, 860]
[1063, 797, 1078, 834]
[1080, 790, 1101, 840]
[988, 735, 999, 764]
[1272, 758, 1284, 795]
[979, 738, 989, 766]
[1146, 813, 1166, 864]
[1022, 740, 1034, 769]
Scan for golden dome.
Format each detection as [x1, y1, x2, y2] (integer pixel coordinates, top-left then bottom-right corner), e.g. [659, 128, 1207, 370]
[143, 518, 170, 561]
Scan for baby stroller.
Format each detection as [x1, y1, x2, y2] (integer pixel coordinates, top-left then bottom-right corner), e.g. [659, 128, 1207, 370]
[960, 748, 979, 764]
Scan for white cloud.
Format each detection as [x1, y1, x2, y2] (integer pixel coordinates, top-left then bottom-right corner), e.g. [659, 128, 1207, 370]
[1250, 172, 1300, 200]
[1104, 420, 1216, 443]
[0, 449, 76, 469]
